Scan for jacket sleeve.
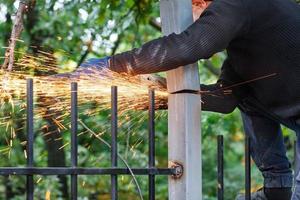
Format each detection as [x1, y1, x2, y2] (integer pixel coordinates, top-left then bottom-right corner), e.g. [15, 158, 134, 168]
[109, 0, 249, 75]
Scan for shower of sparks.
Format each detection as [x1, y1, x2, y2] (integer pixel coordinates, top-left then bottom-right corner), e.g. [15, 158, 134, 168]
[0, 49, 169, 160]
[1, 51, 169, 113]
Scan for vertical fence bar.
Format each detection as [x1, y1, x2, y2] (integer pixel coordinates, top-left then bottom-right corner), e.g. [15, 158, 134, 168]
[71, 82, 78, 200]
[295, 140, 300, 185]
[217, 135, 224, 200]
[26, 79, 34, 200]
[111, 86, 118, 200]
[245, 136, 251, 200]
[148, 89, 155, 200]
[295, 141, 296, 184]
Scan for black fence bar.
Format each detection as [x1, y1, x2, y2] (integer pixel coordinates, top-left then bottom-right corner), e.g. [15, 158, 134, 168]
[26, 79, 34, 200]
[148, 89, 155, 200]
[111, 86, 118, 200]
[294, 140, 300, 185]
[245, 136, 251, 200]
[0, 167, 175, 175]
[295, 141, 297, 184]
[71, 82, 78, 200]
[217, 135, 224, 200]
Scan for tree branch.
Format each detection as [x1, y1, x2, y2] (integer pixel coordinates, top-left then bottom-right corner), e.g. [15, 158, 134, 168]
[2, 1, 28, 71]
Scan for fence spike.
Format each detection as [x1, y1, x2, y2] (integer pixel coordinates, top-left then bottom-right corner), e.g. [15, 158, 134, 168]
[71, 82, 78, 200]
[26, 79, 34, 200]
[111, 86, 118, 200]
[245, 136, 251, 200]
[217, 135, 224, 200]
[149, 89, 155, 200]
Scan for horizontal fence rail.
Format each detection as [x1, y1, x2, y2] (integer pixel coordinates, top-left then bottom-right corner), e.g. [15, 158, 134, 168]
[0, 167, 175, 175]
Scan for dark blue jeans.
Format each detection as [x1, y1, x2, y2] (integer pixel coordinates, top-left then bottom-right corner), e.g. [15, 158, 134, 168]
[241, 111, 300, 199]
[242, 112, 293, 188]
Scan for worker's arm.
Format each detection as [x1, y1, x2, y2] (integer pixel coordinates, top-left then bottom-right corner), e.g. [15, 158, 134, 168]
[109, 0, 250, 75]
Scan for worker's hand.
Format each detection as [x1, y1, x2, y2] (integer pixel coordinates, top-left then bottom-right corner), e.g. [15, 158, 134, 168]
[79, 57, 110, 69]
[74, 57, 111, 76]
[49, 57, 111, 79]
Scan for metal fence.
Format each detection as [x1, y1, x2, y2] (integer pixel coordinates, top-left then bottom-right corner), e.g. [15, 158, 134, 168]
[217, 135, 251, 200]
[0, 79, 177, 200]
[0, 79, 279, 200]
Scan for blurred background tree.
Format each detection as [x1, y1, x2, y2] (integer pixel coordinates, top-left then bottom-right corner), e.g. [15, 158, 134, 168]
[0, 0, 298, 199]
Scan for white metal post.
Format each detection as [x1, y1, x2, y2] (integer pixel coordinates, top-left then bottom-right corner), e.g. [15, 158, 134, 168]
[160, 0, 202, 200]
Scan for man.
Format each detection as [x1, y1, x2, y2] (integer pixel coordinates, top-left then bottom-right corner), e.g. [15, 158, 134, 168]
[74, 0, 300, 199]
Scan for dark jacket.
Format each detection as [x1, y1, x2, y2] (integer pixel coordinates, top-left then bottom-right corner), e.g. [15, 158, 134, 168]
[110, 0, 300, 122]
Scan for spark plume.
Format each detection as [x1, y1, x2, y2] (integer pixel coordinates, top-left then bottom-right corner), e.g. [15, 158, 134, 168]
[0, 64, 169, 123]
[0, 50, 168, 159]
